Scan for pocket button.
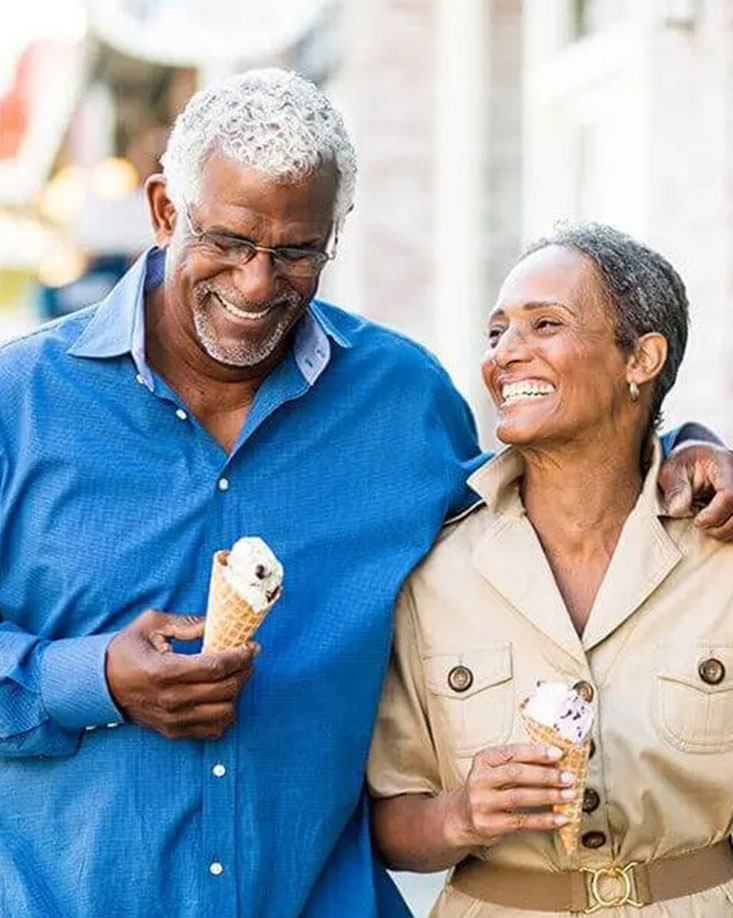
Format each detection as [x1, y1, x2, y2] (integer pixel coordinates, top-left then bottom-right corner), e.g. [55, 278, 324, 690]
[698, 658, 726, 685]
[447, 665, 474, 693]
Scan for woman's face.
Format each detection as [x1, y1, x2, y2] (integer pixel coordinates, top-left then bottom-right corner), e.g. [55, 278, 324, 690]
[482, 245, 632, 447]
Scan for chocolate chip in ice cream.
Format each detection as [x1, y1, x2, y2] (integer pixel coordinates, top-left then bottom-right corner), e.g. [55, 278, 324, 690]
[255, 564, 267, 580]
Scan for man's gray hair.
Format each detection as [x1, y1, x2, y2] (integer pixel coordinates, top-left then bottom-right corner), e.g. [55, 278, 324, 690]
[522, 222, 689, 429]
[161, 68, 356, 222]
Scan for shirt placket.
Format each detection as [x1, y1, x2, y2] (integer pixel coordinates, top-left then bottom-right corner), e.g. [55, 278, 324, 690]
[202, 730, 239, 915]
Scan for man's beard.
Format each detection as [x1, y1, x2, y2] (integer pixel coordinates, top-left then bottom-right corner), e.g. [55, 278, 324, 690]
[191, 285, 303, 368]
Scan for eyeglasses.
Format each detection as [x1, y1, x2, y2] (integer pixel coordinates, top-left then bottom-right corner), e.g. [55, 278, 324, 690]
[182, 204, 337, 279]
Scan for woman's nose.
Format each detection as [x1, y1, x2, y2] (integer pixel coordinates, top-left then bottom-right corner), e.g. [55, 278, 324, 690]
[493, 323, 531, 366]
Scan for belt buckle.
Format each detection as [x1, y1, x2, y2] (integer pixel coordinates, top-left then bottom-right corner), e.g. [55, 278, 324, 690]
[582, 862, 643, 912]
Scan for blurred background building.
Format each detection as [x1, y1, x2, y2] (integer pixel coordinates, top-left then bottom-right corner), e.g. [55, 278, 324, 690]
[0, 0, 729, 913]
[1, 0, 730, 445]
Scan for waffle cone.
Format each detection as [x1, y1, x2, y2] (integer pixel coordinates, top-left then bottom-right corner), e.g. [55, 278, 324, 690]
[203, 550, 280, 652]
[520, 703, 590, 858]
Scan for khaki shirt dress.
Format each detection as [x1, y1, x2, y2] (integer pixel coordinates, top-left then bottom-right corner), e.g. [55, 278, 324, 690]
[368, 441, 733, 917]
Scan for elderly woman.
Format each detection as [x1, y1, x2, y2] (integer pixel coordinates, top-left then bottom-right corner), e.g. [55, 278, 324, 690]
[368, 223, 733, 916]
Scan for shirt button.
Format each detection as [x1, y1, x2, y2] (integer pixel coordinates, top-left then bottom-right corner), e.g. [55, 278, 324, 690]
[698, 657, 725, 685]
[218, 478, 230, 491]
[573, 680, 594, 703]
[135, 374, 145, 385]
[209, 862, 224, 876]
[175, 408, 188, 421]
[212, 763, 226, 778]
[582, 787, 600, 813]
[582, 831, 607, 849]
[447, 665, 473, 693]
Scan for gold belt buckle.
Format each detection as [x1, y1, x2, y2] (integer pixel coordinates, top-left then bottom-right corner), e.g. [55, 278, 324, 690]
[582, 863, 644, 912]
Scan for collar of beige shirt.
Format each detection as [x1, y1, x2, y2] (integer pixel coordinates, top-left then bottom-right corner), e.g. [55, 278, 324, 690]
[465, 436, 684, 662]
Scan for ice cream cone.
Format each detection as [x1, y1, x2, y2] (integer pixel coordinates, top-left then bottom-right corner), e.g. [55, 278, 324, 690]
[520, 701, 590, 858]
[203, 550, 281, 652]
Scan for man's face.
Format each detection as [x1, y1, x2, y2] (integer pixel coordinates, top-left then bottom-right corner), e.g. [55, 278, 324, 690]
[158, 153, 337, 372]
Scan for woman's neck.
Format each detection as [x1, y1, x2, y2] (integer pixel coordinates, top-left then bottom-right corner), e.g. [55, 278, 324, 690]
[520, 431, 644, 549]
[518, 429, 647, 633]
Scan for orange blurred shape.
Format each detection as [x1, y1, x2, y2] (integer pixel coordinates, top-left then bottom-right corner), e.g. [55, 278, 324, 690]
[0, 43, 51, 160]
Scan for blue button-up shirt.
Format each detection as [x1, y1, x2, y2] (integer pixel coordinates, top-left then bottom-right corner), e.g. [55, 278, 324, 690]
[0, 248, 481, 918]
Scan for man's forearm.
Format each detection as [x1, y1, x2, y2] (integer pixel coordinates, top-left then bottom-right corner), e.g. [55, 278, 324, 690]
[371, 792, 472, 873]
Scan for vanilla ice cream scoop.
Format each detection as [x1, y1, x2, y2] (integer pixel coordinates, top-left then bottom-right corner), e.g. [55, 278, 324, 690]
[223, 537, 283, 612]
[523, 681, 594, 744]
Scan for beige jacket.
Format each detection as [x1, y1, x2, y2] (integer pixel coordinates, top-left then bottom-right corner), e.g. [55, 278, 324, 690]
[368, 441, 733, 917]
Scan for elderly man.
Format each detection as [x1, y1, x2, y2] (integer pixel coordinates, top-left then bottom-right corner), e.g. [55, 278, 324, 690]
[0, 69, 730, 918]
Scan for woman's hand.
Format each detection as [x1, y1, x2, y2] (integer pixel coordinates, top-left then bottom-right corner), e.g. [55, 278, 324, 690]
[370, 742, 576, 873]
[443, 742, 575, 848]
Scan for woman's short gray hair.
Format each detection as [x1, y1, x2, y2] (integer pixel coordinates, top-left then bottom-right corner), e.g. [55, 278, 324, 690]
[161, 68, 356, 222]
[522, 222, 689, 428]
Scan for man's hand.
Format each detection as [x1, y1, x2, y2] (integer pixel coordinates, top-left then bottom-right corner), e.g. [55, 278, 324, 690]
[658, 441, 733, 540]
[105, 609, 258, 740]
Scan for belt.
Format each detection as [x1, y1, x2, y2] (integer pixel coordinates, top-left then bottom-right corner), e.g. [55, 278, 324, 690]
[451, 840, 733, 913]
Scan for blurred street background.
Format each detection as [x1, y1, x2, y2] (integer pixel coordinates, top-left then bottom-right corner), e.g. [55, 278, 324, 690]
[0, 0, 729, 910]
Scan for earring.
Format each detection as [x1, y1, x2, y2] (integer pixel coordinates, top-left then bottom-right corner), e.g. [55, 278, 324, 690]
[628, 381, 640, 402]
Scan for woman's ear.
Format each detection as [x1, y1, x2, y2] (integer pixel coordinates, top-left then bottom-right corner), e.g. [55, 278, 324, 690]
[627, 332, 668, 387]
[145, 174, 178, 249]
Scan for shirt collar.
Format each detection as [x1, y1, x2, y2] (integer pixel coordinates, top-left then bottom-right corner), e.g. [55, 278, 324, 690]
[67, 245, 352, 386]
[467, 435, 667, 520]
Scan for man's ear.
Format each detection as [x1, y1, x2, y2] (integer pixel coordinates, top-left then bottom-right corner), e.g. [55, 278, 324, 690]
[145, 174, 178, 249]
[627, 332, 668, 388]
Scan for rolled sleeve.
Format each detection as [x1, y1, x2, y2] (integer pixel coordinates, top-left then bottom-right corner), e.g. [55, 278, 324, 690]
[40, 633, 124, 731]
[368, 585, 441, 798]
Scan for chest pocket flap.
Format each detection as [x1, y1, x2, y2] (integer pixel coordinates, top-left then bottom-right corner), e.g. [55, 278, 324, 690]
[656, 643, 733, 753]
[423, 644, 513, 755]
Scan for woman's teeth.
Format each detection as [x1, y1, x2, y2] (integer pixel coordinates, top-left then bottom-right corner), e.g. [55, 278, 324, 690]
[501, 381, 555, 404]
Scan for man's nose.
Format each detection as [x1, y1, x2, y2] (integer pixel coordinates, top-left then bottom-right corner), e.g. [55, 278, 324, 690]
[229, 252, 279, 303]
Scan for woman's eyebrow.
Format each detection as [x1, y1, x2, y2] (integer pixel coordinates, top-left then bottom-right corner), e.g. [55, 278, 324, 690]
[489, 299, 576, 319]
[521, 299, 575, 314]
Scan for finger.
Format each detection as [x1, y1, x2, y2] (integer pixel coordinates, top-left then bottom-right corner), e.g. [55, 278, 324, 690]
[158, 673, 251, 712]
[490, 786, 578, 811]
[166, 701, 236, 730]
[694, 490, 733, 530]
[472, 810, 567, 838]
[159, 642, 259, 684]
[660, 480, 694, 518]
[479, 762, 575, 790]
[695, 513, 733, 542]
[476, 743, 564, 770]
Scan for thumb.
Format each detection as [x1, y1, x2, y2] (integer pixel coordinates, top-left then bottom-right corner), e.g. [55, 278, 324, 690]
[146, 613, 206, 651]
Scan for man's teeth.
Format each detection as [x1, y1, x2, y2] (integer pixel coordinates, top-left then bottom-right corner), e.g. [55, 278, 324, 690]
[216, 294, 273, 321]
[501, 381, 555, 403]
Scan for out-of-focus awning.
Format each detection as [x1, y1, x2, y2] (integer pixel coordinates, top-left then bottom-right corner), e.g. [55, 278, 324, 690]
[0, 40, 86, 205]
[85, 0, 330, 67]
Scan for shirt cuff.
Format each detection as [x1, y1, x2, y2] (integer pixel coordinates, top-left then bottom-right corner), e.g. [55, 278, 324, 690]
[40, 633, 124, 731]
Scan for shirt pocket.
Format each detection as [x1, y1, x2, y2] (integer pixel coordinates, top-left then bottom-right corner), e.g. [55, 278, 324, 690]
[423, 643, 513, 757]
[654, 643, 733, 753]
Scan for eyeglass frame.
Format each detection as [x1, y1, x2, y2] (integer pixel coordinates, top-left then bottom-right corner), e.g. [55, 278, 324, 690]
[181, 202, 338, 278]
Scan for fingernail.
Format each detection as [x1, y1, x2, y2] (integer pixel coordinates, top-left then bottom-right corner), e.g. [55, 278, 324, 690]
[560, 788, 576, 800]
[561, 772, 576, 785]
[554, 814, 569, 826]
[546, 746, 563, 760]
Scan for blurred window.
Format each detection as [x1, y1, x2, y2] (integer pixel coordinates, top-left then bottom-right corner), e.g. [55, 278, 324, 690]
[571, 0, 629, 39]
